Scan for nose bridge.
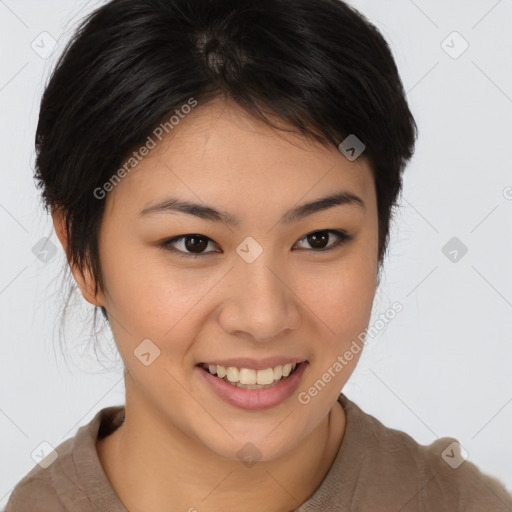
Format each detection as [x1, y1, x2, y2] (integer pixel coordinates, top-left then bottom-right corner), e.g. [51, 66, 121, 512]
[241, 252, 283, 307]
[218, 245, 301, 341]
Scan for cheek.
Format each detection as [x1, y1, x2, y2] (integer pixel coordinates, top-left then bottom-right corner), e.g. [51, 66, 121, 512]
[296, 254, 377, 344]
[99, 237, 213, 329]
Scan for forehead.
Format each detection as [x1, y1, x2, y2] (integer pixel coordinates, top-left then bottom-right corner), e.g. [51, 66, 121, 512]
[105, 97, 375, 219]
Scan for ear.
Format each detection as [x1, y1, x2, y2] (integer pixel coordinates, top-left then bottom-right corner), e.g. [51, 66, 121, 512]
[52, 207, 106, 308]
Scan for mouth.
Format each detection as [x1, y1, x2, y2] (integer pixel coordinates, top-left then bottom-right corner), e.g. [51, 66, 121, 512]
[195, 360, 309, 410]
[197, 361, 306, 389]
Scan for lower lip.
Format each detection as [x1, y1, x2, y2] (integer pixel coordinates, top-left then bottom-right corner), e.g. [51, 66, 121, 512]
[196, 362, 308, 411]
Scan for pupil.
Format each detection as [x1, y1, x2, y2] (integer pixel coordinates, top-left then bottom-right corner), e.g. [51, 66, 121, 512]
[308, 232, 328, 249]
[185, 235, 207, 253]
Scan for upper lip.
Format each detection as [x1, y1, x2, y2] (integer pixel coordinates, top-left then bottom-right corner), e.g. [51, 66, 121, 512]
[198, 358, 308, 370]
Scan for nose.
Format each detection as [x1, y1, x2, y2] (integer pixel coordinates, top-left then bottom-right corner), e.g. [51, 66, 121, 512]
[217, 256, 301, 343]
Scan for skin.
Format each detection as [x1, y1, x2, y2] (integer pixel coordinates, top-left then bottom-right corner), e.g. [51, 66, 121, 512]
[53, 96, 379, 512]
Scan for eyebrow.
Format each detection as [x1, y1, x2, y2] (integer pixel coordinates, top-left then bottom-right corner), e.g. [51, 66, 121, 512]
[139, 190, 365, 226]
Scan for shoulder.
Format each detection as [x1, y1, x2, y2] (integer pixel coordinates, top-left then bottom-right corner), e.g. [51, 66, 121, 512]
[5, 438, 74, 512]
[5, 405, 124, 512]
[420, 436, 512, 511]
[338, 395, 512, 511]
[6, 477, 66, 512]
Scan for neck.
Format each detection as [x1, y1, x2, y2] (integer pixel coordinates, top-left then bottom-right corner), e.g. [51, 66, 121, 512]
[97, 384, 346, 512]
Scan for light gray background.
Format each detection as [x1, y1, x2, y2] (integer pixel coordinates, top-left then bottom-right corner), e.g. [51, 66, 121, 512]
[1, 0, 511, 507]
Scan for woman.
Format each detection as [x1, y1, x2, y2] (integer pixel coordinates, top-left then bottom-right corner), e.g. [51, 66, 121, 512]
[6, 0, 512, 510]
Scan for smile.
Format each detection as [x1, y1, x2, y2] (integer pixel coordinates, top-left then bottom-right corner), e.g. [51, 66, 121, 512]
[199, 362, 299, 388]
[196, 361, 309, 410]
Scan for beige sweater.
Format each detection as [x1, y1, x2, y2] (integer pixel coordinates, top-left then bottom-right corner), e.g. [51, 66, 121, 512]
[6, 393, 512, 511]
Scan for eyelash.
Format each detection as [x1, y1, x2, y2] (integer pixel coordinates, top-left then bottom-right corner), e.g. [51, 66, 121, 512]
[159, 229, 353, 258]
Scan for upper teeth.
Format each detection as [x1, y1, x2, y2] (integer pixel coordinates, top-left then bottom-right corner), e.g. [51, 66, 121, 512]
[204, 363, 297, 385]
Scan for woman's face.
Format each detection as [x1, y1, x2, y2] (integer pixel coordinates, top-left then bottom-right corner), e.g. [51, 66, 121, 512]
[84, 97, 378, 461]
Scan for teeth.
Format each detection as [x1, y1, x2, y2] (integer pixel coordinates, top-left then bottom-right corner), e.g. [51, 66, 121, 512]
[239, 368, 257, 385]
[202, 362, 298, 385]
[256, 368, 274, 385]
[226, 366, 239, 383]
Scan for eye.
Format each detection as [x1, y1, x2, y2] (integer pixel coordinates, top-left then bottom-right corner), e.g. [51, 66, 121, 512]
[160, 234, 219, 258]
[293, 229, 353, 252]
[160, 229, 353, 258]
